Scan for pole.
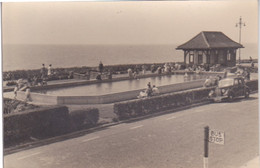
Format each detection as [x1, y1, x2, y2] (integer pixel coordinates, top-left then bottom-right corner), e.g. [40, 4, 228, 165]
[239, 17, 241, 64]
[236, 16, 245, 64]
[204, 126, 209, 168]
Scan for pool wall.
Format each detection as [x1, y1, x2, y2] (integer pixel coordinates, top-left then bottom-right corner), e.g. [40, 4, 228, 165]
[17, 91, 58, 105]
[17, 79, 206, 105]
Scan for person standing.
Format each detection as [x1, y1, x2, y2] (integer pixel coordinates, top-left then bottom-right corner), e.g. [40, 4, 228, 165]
[146, 82, 152, 96]
[25, 87, 31, 102]
[223, 69, 228, 78]
[41, 64, 47, 79]
[142, 65, 146, 74]
[99, 61, 104, 74]
[48, 64, 53, 76]
[151, 64, 156, 73]
[14, 84, 18, 99]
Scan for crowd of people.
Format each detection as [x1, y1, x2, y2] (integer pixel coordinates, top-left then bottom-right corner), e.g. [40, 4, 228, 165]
[126, 63, 184, 79]
[137, 82, 160, 98]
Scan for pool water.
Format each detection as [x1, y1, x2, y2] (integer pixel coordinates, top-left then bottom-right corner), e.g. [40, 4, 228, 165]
[38, 74, 209, 96]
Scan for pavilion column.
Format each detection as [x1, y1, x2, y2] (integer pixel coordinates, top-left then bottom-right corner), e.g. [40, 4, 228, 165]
[184, 50, 188, 65]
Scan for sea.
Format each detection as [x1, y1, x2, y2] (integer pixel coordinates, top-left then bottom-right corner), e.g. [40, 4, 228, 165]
[3, 43, 258, 72]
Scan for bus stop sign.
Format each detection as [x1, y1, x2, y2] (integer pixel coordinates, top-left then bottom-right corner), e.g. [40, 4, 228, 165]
[208, 129, 225, 145]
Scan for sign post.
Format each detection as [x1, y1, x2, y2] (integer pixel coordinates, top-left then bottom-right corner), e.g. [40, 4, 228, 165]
[204, 126, 225, 168]
[204, 126, 209, 168]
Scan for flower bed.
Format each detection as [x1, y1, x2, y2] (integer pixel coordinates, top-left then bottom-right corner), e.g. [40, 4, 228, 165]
[3, 98, 39, 114]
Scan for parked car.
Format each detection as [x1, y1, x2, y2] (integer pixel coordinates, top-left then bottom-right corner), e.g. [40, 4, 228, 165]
[208, 77, 250, 102]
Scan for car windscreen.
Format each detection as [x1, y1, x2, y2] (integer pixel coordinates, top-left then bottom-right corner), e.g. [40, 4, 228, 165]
[218, 79, 234, 87]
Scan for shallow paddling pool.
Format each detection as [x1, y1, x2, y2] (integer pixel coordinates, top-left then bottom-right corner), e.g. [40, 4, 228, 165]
[16, 73, 228, 104]
[37, 74, 208, 96]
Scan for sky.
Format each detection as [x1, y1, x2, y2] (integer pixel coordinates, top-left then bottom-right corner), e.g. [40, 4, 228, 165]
[2, 0, 258, 45]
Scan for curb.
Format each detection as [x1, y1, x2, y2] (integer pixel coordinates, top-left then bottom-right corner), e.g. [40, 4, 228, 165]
[4, 100, 211, 155]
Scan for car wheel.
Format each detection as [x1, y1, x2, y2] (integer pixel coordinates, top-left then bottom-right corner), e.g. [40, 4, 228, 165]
[228, 93, 234, 101]
[245, 89, 250, 98]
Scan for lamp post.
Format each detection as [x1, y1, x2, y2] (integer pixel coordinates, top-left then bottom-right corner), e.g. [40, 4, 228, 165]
[236, 16, 246, 64]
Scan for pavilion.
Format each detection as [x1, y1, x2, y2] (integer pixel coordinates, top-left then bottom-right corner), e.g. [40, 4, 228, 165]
[176, 31, 243, 67]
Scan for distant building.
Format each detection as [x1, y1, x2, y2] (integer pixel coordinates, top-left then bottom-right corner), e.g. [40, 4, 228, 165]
[176, 31, 243, 67]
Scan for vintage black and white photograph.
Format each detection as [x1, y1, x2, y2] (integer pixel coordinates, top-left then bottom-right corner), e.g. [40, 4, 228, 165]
[2, 0, 259, 168]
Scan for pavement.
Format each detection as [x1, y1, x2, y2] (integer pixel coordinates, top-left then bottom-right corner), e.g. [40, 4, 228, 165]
[240, 157, 259, 168]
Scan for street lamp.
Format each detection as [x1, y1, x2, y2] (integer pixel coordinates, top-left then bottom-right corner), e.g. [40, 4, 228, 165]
[235, 16, 246, 64]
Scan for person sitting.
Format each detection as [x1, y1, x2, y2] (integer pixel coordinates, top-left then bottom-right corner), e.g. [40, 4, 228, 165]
[133, 71, 138, 79]
[251, 61, 254, 68]
[157, 67, 162, 74]
[203, 76, 212, 87]
[137, 90, 148, 99]
[152, 85, 159, 95]
[127, 68, 133, 78]
[96, 73, 102, 80]
[107, 70, 112, 80]
[243, 68, 250, 80]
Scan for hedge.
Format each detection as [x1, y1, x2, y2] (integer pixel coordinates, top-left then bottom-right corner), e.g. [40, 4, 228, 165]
[114, 79, 258, 120]
[69, 108, 99, 131]
[114, 87, 213, 120]
[4, 106, 70, 146]
[4, 105, 100, 147]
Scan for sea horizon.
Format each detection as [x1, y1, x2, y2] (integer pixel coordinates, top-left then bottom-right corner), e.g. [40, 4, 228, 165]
[3, 43, 258, 72]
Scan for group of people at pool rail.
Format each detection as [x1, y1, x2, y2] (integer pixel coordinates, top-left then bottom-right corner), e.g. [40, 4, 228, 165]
[137, 82, 160, 99]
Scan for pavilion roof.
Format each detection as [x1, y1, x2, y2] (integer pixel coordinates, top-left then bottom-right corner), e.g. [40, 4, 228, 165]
[176, 31, 244, 50]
